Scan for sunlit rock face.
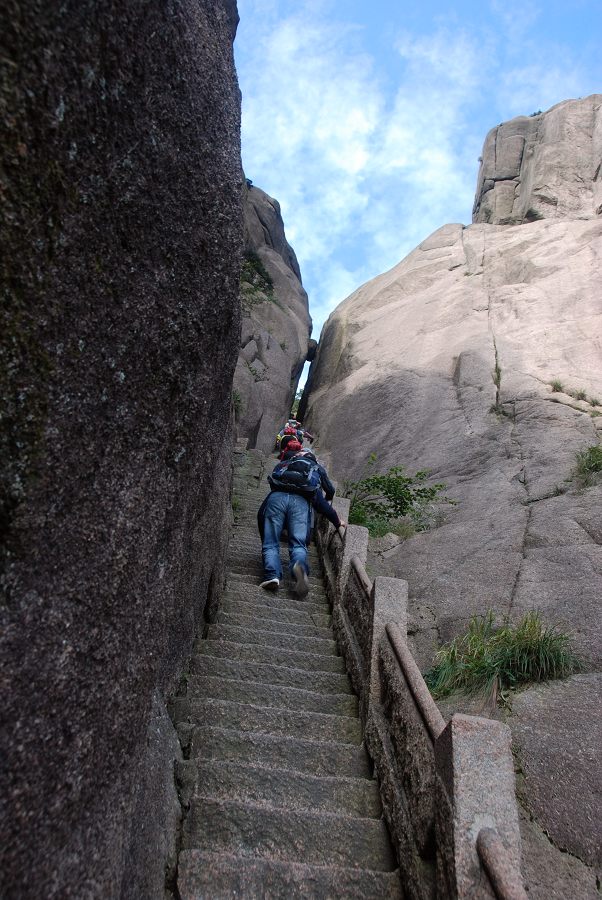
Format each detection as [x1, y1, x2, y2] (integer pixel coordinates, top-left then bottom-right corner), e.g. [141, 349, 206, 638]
[302, 95, 602, 894]
[473, 94, 602, 224]
[0, 0, 242, 896]
[234, 183, 312, 452]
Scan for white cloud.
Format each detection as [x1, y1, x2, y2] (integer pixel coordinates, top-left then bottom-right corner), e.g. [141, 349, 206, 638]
[235, 1, 599, 338]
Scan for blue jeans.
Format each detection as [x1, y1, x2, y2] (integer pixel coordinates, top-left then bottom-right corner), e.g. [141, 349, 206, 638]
[259, 491, 311, 581]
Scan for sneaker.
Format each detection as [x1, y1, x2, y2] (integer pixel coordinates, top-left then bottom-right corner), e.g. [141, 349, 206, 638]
[292, 562, 309, 598]
[260, 578, 279, 592]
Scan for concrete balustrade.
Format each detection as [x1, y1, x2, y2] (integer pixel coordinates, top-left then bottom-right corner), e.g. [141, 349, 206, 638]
[316, 510, 526, 900]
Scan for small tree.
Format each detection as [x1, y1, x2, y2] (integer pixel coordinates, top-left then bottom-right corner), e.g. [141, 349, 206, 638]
[344, 454, 452, 536]
[290, 387, 303, 418]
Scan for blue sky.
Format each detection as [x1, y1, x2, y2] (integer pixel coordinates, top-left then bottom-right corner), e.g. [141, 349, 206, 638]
[235, 0, 601, 343]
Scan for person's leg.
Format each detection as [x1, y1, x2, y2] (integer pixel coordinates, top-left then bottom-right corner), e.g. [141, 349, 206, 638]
[286, 494, 310, 596]
[261, 492, 286, 585]
[257, 496, 268, 542]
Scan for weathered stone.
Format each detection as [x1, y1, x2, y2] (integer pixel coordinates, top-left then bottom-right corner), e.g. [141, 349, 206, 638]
[473, 94, 602, 223]
[178, 849, 403, 898]
[189, 725, 371, 779]
[0, 1, 241, 896]
[511, 675, 602, 870]
[189, 759, 381, 818]
[435, 715, 522, 899]
[517, 804, 599, 899]
[234, 184, 312, 451]
[183, 797, 396, 870]
[369, 578, 408, 713]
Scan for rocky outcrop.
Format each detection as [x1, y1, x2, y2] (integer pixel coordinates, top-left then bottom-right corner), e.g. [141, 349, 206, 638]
[234, 183, 311, 452]
[302, 95, 602, 894]
[0, 1, 242, 897]
[473, 94, 602, 224]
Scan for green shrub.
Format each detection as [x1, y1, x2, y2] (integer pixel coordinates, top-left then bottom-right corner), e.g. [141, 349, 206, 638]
[590, 397, 600, 407]
[550, 379, 564, 393]
[425, 611, 580, 703]
[290, 387, 303, 418]
[344, 454, 453, 537]
[240, 249, 276, 312]
[574, 444, 602, 486]
[574, 388, 587, 401]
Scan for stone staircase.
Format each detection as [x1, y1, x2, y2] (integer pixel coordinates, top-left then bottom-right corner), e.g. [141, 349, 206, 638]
[173, 446, 403, 898]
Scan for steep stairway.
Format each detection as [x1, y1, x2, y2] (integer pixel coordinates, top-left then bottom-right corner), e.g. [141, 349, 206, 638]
[174, 445, 402, 898]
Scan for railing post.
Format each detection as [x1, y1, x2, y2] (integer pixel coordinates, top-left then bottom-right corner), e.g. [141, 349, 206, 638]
[368, 577, 408, 715]
[336, 522, 368, 600]
[434, 714, 523, 898]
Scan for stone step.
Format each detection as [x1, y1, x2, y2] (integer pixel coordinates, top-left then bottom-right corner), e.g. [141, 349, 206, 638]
[220, 596, 332, 626]
[216, 609, 334, 641]
[195, 638, 346, 674]
[207, 623, 337, 656]
[228, 565, 324, 586]
[188, 725, 371, 778]
[226, 576, 328, 603]
[182, 798, 396, 871]
[223, 586, 330, 615]
[179, 697, 363, 744]
[190, 654, 352, 695]
[190, 759, 381, 818]
[178, 851, 403, 900]
[229, 545, 322, 563]
[186, 674, 358, 718]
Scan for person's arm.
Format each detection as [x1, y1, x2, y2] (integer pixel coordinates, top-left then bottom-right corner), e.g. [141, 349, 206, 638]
[312, 490, 341, 528]
[318, 465, 336, 502]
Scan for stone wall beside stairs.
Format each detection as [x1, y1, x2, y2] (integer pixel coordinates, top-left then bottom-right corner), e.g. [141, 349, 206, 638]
[316, 511, 526, 900]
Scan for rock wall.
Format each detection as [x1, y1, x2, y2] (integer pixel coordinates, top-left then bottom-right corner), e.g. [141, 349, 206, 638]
[0, 1, 242, 897]
[234, 182, 312, 452]
[473, 94, 602, 224]
[302, 95, 601, 895]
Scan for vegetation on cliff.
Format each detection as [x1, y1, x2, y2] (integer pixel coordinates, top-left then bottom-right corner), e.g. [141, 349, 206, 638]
[344, 453, 452, 537]
[426, 611, 580, 704]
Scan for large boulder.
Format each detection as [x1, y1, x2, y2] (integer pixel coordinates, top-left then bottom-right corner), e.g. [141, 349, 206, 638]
[473, 94, 602, 224]
[302, 95, 602, 888]
[0, 1, 242, 897]
[234, 183, 311, 452]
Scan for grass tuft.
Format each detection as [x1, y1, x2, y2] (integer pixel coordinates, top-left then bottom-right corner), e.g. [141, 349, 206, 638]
[574, 444, 602, 487]
[549, 379, 564, 393]
[425, 611, 580, 703]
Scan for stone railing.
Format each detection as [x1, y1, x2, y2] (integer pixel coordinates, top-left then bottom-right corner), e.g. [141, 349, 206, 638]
[315, 501, 527, 900]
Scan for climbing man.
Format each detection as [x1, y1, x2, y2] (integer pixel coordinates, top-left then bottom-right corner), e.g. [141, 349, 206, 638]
[257, 448, 345, 596]
[275, 419, 314, 451]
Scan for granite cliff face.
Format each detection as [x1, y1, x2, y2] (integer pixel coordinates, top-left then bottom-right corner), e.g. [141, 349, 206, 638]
[302, 95, 602, 895]
[234, 183, 312, 452]
[0, 1, 241, 897]
[473, 94, 602, 224]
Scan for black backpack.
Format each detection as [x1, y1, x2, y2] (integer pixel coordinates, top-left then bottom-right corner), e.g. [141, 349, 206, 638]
[268, 452, 321, 497]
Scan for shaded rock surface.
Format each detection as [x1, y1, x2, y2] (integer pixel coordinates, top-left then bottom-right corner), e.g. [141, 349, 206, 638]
[234, 183, 311, 452]
[0, 1, 241, 897]
[302, 96, 602, 890]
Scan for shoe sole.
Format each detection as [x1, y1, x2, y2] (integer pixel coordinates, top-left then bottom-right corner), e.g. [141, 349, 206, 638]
[292, 564, 309, 598]
[260, 580, 279, 592]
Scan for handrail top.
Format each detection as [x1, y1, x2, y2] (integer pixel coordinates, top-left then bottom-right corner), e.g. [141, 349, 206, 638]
[477, 827, 528, 900]
[385, 622, 446, 742]
[350, 553, 373, 597]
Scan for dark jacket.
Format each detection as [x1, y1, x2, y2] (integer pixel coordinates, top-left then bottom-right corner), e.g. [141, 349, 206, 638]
[258, 451, 341, 537]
